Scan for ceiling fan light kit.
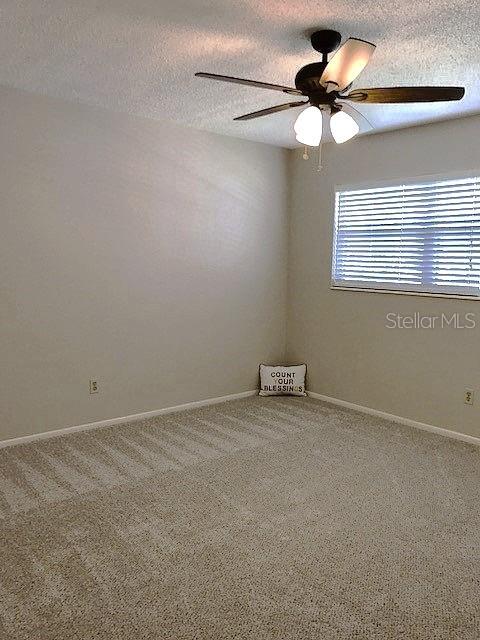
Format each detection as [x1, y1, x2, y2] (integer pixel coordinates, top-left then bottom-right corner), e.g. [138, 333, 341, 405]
[196, 28, 465, 162]
[294, 105, 323, 146]
[330, 109, 360, 144]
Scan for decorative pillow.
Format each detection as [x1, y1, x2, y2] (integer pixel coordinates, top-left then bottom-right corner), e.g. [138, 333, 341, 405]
[259, 364, 307, 397]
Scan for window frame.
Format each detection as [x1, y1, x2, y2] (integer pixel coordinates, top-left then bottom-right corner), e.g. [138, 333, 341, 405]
[331, 170, 480, 301]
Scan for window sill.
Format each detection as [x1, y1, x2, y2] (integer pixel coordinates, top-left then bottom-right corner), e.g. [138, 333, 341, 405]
[330, 285, 480, 301]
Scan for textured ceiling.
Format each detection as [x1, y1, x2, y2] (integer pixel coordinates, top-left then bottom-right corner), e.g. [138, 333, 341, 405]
[1, 0, 479, 148]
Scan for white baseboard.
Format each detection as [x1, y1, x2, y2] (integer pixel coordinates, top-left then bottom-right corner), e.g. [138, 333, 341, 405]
[4, 389, 477, 450]
[307, 391, 480, 447]
[0, 390, 258, 449]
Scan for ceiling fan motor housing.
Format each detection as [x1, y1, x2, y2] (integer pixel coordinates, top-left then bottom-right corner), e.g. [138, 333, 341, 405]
[295, 30, 342, 104]
[295, 63, 328, 94]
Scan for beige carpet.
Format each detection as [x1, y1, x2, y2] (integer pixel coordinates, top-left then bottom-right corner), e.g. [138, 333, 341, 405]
[0, 396, 479, 639]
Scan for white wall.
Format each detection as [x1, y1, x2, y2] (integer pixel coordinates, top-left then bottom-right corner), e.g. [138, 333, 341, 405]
[0, 87, 289, 441]
[288, 116, 480, 438]
[3, 84, 478, 443]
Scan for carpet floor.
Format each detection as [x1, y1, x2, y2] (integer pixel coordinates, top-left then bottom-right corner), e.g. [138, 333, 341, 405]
[0, 396, 479, 639]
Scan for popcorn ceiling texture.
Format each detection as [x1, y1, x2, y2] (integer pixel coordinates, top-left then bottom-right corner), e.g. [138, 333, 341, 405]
[1, 396, 479, 639]
[0, 0, 479, 147]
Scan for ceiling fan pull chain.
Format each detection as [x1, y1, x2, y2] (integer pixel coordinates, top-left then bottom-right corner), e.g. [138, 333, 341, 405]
[302, 146, 309, 160]
[317, 143, 323, 172]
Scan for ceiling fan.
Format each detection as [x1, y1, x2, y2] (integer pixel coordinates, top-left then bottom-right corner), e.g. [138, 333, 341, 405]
[195, 30, 465, 146]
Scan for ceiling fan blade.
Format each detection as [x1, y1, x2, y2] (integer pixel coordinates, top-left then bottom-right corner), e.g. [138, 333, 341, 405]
[320, 38, 375, 93]
[234, 101, 309, 121]
[195, 72, 302, 95]
[345, 86, 465, 103]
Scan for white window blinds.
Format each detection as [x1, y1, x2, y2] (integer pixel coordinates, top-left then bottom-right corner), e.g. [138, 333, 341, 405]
[332, 175, 480, 297]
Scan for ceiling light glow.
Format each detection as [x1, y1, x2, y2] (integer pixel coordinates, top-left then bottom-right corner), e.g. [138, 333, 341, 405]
[294, 106, 323, 147]
[330, 110, 359, 143]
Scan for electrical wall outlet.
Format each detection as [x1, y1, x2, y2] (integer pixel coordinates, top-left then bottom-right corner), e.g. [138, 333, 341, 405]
[89, 379, 99, 394]
[464, 389, 474, 405]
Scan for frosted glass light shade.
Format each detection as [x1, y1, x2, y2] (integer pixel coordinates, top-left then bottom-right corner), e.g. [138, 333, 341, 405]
[294, 106, 322, 146]
[330, 110, 359, 144]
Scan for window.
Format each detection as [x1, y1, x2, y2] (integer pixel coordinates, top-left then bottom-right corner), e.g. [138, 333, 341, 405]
[332, 175, 480, 298]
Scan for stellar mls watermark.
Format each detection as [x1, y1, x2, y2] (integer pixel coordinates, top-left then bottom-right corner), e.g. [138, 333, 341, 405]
[386, 312, 476, 329]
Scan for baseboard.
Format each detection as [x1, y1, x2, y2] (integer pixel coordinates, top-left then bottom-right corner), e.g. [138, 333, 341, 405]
[5, 389, 477, 450]
[307, 391, 480, 447]
[0, 390, 258, 449]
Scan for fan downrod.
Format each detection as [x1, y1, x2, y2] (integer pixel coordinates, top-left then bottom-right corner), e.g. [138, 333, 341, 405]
[295, 30, 342, 97]
[310, 30, 342, 55]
